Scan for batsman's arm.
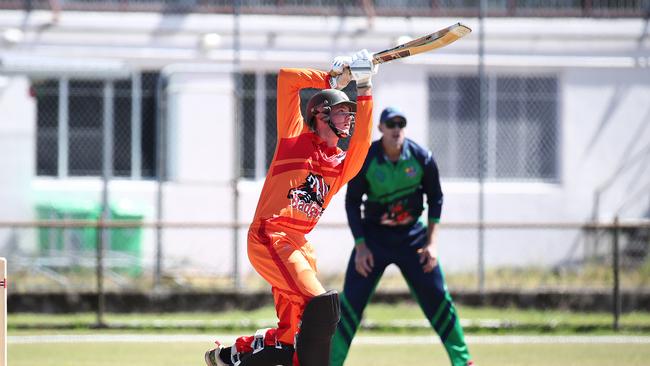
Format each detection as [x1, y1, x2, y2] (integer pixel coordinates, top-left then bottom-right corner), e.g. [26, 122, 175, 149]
[335, 93, 373, 191]
[276, 68, 330, 139]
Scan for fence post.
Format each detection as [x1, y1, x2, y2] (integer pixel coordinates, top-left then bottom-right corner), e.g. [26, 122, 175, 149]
[612, 216, 620, 331]
[154, 73, 166, 290]
[232, 0, 242, 291]
[477, 0, 488, 296]
[95, 221, 106, 328]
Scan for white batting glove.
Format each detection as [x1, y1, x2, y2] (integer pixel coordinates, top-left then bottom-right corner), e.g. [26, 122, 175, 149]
[329, 55, 352, 89]
[349, 49, 378, 88]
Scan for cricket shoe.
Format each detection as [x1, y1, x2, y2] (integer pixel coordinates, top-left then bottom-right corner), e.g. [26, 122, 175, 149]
[204, 341, 237, 366]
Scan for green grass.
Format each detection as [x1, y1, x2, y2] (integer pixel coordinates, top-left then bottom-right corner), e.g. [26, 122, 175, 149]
[347, 343, 650, 366]
[8, 338, 650, 366]
[8, 303, 650, 334]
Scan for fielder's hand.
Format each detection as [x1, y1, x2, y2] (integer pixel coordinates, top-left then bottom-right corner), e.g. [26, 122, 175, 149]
[349, 49, 378, 89]
[329, 55, 353, 90]
[417, 245, 438, 273]
[354, 241, 374, 278]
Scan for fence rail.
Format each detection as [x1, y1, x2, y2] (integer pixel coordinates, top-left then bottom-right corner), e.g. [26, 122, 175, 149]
[2, 0, 649, 17]
[1, 219, 649, 229]
[1, 218, 648, 330]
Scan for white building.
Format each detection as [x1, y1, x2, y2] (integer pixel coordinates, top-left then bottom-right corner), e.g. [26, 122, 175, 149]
[0, 6, 649, 284]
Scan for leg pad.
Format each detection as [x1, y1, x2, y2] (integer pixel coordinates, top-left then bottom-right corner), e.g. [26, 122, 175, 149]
[295, 290, 341, 366]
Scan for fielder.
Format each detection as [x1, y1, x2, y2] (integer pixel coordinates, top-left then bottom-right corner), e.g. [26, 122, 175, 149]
[204, 50, 377, 366]
[330, 107, 475, 366]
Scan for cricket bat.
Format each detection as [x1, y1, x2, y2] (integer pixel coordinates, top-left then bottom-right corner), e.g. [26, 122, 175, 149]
[372, 22, 472, 64]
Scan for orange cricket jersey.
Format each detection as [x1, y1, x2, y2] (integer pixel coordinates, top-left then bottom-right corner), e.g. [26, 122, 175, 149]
[251, 68, 373, 234]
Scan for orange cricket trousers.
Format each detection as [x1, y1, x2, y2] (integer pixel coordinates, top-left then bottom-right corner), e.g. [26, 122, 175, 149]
[239, 220, 326, 348]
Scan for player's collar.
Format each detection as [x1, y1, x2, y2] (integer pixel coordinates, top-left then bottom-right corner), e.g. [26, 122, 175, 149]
[379, 138, 411, 163]
[311, 132, 341, 156]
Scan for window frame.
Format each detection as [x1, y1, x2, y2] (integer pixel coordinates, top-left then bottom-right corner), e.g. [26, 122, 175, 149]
[428, 72, 561, 182]
[34, 72, 157, 180]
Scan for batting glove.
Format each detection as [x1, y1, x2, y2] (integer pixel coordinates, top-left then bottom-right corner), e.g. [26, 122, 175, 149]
[349, 49, 378, 89]
[329, 55, 353, 89]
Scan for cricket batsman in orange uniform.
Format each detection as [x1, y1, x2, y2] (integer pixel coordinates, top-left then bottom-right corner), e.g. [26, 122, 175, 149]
[205, 49, 378, 366]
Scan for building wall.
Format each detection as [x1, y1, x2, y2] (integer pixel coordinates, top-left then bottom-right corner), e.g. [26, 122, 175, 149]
[0, 76, 35, 253]
[0, 11, 648, 275]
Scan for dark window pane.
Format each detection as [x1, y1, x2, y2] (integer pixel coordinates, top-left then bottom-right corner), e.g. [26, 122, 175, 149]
[37, 131, 58, 176]
[456, 76, 479, 121]
[141, 72, 159, 179]
[265, 73, 278, 169]
[68, 80, 103, 128]
[430, 73, 558, 180]
[240, 73, 256, 179]
[429, 75, 480, 178]
[430, 100, 450, 120]
[34, 79, 59, 176]
[113, 79, 132, 177]
[495, 75, 558, 180]
[69, 129, 103, 176]
[496, 99, 520, 121]
[456, 118, 479, 178]
[68, 80, 103, 176]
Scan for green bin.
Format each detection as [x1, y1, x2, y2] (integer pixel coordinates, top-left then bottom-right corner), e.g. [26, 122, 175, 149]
[36, 199, 144, 276]
[36, 200, 101, 253]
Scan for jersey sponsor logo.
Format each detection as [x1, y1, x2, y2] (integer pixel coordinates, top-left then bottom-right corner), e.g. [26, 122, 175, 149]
[404, 165, 417, 178]
[374, 170, 386, 182]
[287, 173, 330, 219]
[380, 199, 415, 226]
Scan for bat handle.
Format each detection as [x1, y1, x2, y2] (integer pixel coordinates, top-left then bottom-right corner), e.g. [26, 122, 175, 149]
[329, 66, 353, 77]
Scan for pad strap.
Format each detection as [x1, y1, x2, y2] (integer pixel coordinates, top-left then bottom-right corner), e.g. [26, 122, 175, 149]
[231, 344, 241, 366]
[252, 328, 271, 354]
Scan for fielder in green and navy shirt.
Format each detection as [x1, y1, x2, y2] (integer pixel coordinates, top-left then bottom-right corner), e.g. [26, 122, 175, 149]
[330, 107, 474, 366]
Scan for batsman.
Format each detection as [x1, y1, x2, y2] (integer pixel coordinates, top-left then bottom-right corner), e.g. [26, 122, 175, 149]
[204, 49, 377, 366]
[330, 107, 475, 366]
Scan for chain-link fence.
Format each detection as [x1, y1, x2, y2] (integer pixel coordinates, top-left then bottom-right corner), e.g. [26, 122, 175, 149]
[3, 0, 649, 17]
[0, 1, 649, 325]
[33, 74, 159, 179]
[429, 74, 559, 181]
[7, 64, 648, 295]
[2, 222, 649, 294]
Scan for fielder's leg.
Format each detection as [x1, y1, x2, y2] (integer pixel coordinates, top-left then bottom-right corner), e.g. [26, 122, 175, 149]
[295, 290, 340, 366]
[398, 254, 472, 366]
[329, 245, 387, 366]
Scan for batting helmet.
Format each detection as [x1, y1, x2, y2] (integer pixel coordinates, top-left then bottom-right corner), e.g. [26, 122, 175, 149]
[305, 89, 356, 130]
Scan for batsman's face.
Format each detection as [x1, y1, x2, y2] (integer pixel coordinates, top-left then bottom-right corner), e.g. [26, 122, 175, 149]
[379, 118, 406, 148]
[329, 105, 354, 135]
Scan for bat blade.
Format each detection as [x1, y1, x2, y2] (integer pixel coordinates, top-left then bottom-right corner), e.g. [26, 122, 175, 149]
[372, 23, 472, 64]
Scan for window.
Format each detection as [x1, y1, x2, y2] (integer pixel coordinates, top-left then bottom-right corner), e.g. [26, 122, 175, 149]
[428, 74, 558, 180]
[238, 71, 356, 180]
[33, 73, 159, 178]
[239, 72, 278, 179]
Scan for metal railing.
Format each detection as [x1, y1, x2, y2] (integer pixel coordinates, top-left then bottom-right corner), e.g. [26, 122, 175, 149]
[2, 0, 649, 17]
[1, 218, 649, 329]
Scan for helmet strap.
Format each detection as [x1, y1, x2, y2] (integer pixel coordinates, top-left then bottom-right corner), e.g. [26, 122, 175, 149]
[313, 102, 350, 139]
[327, 119, 349, 138]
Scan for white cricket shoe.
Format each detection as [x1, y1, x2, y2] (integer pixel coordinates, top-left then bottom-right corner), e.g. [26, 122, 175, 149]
[204, 343, 230, 366]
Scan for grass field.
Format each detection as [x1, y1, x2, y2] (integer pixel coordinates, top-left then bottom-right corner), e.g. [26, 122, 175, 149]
[8, 303, 650, 333]
[7, 303, 650, 365]
[8, 333, 650, 366]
